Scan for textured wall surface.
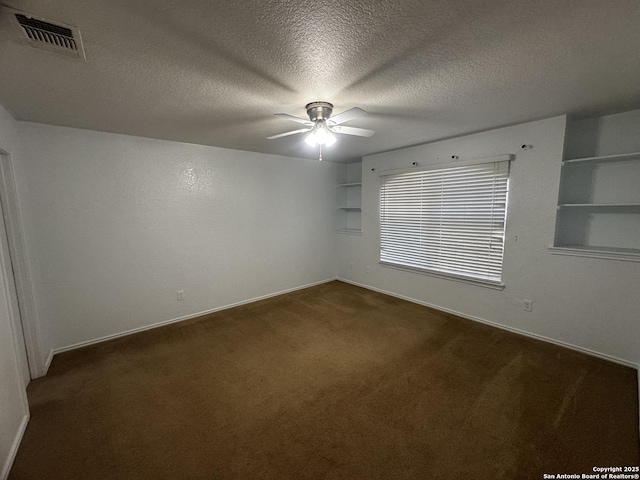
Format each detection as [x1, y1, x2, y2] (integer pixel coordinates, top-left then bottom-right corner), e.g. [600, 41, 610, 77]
[336, 115, 640, 366]
[1, 1, 640, 161]
[15, 122, 336, 350]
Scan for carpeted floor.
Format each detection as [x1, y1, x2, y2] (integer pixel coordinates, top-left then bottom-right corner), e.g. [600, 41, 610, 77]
[10, 281, 639, 479]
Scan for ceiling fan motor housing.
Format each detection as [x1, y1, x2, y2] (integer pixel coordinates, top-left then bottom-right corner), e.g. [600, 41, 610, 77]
[306, 102, 333, 123]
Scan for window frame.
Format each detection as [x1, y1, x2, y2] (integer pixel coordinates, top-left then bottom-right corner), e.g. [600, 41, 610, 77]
[377, 154, 513, 289]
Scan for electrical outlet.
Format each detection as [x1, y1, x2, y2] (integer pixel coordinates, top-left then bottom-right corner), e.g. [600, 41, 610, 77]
[366, 265, 371, 273]
[177, 290, 185, 301]
[523, 299, 533, 312]
[350, 262, 354, 270]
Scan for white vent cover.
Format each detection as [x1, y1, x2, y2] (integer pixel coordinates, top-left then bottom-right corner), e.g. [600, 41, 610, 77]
[4, 7, 86, 61]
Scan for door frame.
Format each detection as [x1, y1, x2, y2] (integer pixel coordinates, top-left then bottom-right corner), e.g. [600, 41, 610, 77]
[0, 150, 46, 379]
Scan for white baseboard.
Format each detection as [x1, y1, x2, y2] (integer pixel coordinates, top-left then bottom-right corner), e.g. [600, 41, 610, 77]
[337, 277, 639, 370]
[1, 413, 29, 480]
[43, 348, 54, 374]
[53, 278, 337, 356]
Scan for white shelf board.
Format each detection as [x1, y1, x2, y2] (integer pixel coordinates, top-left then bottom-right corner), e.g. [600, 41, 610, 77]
[337, 207, 361, 211]
[549, 245, 640, 262]
[336, 183, 362, 188]
[562, 151, 640, 166]
[335, 228, 362, 235]
[557, 203, 640, 208]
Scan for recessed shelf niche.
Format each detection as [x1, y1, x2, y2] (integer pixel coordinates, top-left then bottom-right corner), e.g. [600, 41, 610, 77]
[335, 161, 362, 234]
[552, 114, 640, 261]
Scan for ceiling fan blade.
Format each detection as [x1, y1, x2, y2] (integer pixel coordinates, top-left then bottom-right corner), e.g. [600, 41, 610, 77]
[274, 113, 313, 125]
[329, 107, 367, 125]
[331, 125, 375, 137]
[267, 128, 312, 140]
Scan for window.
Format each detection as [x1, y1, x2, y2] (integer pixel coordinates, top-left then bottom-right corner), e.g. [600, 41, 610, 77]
[379, 155, 512, 286]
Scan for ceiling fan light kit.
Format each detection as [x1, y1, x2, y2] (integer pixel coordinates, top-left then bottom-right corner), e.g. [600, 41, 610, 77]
[268, 101, 375, 160]
[304, 126, 337, 148]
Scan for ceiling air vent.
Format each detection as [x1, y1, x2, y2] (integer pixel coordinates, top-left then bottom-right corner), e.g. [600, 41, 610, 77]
[3, 6, 86, 61]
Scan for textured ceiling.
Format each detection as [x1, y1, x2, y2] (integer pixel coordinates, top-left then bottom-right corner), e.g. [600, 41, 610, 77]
[1, 0, 640, 162]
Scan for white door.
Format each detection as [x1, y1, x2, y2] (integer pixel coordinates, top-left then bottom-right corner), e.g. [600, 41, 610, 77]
[0, 154, 30, 386]
[0, 194, 29, 385]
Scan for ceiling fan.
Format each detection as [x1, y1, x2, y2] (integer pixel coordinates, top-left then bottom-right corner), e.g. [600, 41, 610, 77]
[268, 102, 374, 160]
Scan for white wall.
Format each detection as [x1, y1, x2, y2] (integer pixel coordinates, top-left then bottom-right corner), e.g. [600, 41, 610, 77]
[0, 105, 29, 480]
[336, 115, 640, 366]
[15, 123, 336, 351]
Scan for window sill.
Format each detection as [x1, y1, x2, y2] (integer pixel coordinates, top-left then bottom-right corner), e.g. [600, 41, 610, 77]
[378, 261, 505, 290]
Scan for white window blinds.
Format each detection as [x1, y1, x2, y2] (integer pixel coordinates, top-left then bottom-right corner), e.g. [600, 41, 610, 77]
[379, 157, 511, 285]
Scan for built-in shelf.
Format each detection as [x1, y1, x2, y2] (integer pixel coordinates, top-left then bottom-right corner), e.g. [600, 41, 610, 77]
[335, 228, 363, 235]
[553, 122, 640, 259]
[553, 245, 640, 254]
[549, 245, 640, 262]
[562, 151, 640, 165]
[335, 162, 362, 233]
[557, 203, 640, 208]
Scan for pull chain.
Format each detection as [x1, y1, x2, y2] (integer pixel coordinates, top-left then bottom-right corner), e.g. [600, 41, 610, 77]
[318, 144, 323, 161]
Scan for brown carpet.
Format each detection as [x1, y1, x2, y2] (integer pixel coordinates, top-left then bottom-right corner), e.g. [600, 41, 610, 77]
[10, 281, 639, 479]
